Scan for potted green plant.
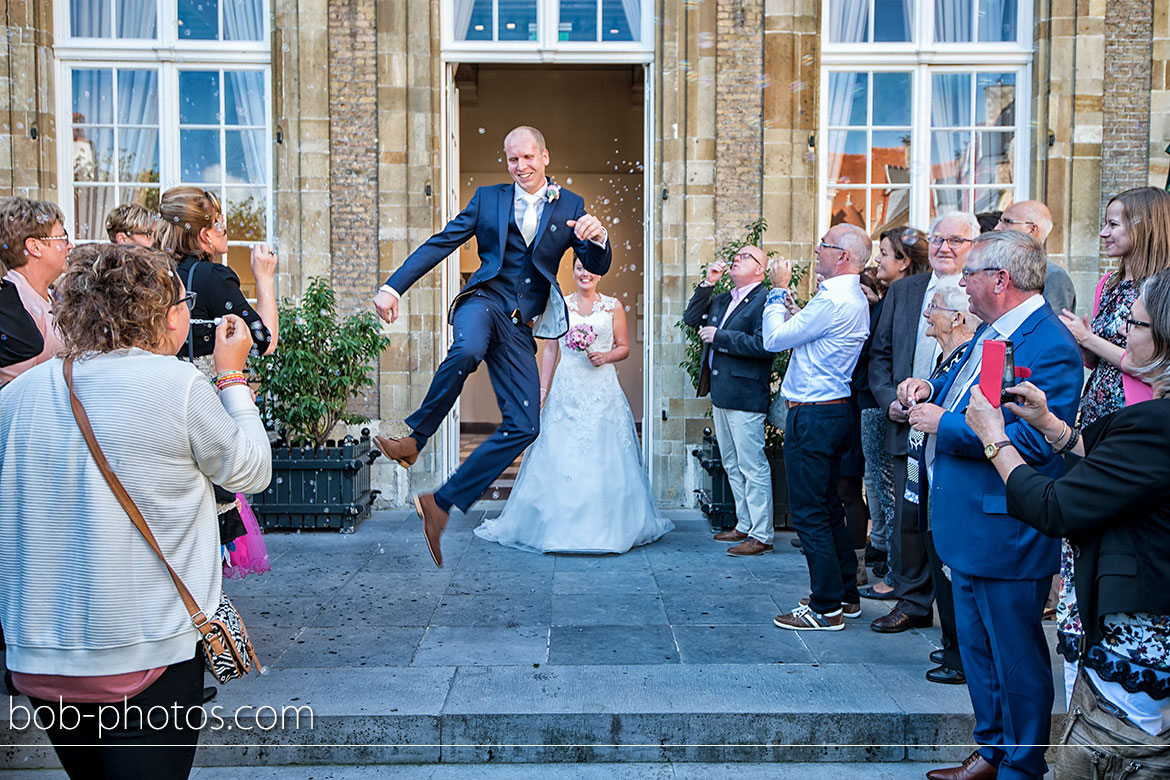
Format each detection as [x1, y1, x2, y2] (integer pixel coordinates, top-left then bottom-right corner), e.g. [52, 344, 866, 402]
[678, 218, 804, 529]
[246, 277, 391, 532]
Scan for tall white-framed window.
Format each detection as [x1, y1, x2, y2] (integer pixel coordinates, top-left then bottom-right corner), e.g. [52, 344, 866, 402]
[442, 0, 652, 62]
[54, 0, 272, 295]
[819, 0, 1031, 236]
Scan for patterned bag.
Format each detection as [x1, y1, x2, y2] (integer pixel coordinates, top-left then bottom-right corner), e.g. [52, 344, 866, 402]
[64, 359, 262, 684]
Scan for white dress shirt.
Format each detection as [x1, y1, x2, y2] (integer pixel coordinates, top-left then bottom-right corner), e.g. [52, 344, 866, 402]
[762, 274, 870, 403]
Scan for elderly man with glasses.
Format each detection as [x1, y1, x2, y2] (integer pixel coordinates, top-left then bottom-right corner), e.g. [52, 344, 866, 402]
[764, 224, 871, 630]
[684, 244, 778, 556]
[990, 200, 1077, 315]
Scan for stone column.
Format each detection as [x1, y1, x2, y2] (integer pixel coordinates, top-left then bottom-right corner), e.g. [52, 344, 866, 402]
[0, 0, 57, 200]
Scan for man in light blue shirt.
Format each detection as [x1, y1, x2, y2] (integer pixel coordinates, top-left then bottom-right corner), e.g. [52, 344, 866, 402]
[765, 223, 871, 631]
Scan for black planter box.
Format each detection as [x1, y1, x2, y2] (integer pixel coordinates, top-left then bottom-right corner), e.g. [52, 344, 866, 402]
[247, 429, 381, 533]
[691, 428, 791, 532]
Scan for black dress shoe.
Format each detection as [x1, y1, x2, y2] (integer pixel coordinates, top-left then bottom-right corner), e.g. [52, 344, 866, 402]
[870, 607, 933, 633]
[930, 649, 945, 665]
[864, 542, 887, 564]
[871, 561, 890, 578]
[859, 585, 897, 601]
[790, 536, 802, 548]
[203, 686, 218, 704]
[926, 665, 966, 685]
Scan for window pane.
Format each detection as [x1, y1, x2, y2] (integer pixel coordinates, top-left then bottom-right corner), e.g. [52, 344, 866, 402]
[930, 188, 966, 217]
[976, 73, 1015, 126]
[872, 72, 911, 125]
[932, 131, 972, 186]
[978, 0, 1017, 42]
[876, 187, 911, 231]
[74, 128, 113, 182]
[74, 187, 117, 240]
[116, 0, 157, 38]
[826, 130, 868, 185]
[223, 0, 263, 40]
[974, 188, 1013, 214]
[931, 73, 971, 127]
[180, 71, 222, 125]
[181, 129, 222, 182]
[975, 131, 1013, 185]
[500, 0, 537, 40]
[118, 70, 158, 125]
[827, 72, 867, 127]
[73, 70, 114, 125]
[871, 130, 910, 183]
[71, 0, 111, 37]
[602, 0, 637, 41]
[179, 0, 219, 40]
[874, 0, 912, 42]
[122, 186, 160, 214]
[935, 0, 973, 42]
[829, 0, 869, 43]
[226, 130, 266, 183]
[454, 0, 493, 40]
[560, 0, 598, 41]
[226, 187, 266, 241]
[226, 246, 258, 298]
[827, 188, 869, 231]
[119, 128, 160, 184]
[225, 71, 265, 126]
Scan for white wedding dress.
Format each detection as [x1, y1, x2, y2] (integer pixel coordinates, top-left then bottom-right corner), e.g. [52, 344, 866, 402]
[474, 293, 674, 554]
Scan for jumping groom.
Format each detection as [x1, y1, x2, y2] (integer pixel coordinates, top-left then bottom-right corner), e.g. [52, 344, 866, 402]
[372, 126, 612, 567]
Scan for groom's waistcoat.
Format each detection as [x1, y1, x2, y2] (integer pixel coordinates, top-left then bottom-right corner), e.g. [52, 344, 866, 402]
[472, 214, 549, 323]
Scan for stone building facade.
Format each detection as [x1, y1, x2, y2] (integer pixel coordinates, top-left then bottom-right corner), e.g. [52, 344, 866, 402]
[2, 0, 1167, 508]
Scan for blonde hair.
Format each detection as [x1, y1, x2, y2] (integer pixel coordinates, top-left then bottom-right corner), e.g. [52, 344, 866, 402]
[154, 186, 220, 261]
[105, 203, 157, 242]
[54, 243, 181, 358]
[1106, 187, 1170, 292]
[0, 197, 65, 271]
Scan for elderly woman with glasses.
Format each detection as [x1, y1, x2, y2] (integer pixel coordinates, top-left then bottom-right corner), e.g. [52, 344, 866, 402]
[0, 243, 271, 779]
[965, 267, 1170, 776]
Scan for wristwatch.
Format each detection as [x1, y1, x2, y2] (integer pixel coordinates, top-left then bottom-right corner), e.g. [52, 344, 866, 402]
[983, 440, 1013, 460]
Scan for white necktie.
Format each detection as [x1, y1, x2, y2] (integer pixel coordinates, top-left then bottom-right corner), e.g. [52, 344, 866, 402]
[520, 194, 539, 246]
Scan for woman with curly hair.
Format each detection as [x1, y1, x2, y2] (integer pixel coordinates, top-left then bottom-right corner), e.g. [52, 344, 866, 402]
[0, 243, 270, 779]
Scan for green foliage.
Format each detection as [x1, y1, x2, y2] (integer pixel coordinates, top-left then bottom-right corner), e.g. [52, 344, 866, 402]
[676, 218, 806, 447]
[249, 277, 390, 447]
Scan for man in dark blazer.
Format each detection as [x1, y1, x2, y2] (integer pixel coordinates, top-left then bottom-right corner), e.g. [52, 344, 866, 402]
[372, 126, 611, 567]
[683, 245, 776, 556]
[867, 212, 978, 642]
[900, 231, 1082, 780]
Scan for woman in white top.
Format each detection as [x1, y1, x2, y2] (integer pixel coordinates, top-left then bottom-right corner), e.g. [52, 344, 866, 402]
[0, 243, 271, 779]
[475, 259, 673, 553]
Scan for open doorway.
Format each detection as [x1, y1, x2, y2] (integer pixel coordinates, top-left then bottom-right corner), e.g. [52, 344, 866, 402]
[450, 64, 646, 499]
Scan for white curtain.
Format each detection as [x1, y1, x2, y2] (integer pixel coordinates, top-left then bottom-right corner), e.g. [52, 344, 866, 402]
[831, 0, 868, 43]
[117, 70, 160, 186]
[930, 74, 969, 213]
[453, 0, 478, 40]
[70, 0, 111, 37]
[620, 0, 641, 40]
[827, 72, 865, 185]
[978, 0, 1017, 42]
[116, 0, 156, 37]
[226, 71, 267, 187]
[223, 0, 263, 41]
[934, 0, 972, 42]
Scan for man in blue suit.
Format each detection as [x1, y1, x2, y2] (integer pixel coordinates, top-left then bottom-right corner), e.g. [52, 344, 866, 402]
[898, 231, 1082, 780]
[372, 126, 611, 567]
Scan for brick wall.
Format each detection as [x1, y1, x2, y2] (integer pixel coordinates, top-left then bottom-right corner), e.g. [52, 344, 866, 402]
[714, 0, 763, 247]
[327, 0, 379, 314]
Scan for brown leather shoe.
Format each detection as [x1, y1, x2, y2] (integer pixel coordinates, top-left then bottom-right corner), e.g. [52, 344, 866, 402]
[925, 750, 998, 780]
[870, 607, 933, 633]
[374, 435, 419, 468]
[726, 538, 774, 557]
[713, 529, 749, 543]
[413, 493, 448, 568]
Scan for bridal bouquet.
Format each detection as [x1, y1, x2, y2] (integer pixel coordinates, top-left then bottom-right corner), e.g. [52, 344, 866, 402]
[564, 323, 596, 352]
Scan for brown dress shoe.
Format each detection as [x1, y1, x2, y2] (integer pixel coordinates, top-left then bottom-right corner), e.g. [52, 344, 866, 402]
[713, 529, 749, 543]
[870, 607, 933, 633]
[926, 750, 998, 780]
[726, 538, 774, 557]
[413, 493, 448, 568]
[374, 435, 420, 468]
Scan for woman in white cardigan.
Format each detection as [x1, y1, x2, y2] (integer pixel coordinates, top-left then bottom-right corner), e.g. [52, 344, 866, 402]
[0, 243, 271, 779]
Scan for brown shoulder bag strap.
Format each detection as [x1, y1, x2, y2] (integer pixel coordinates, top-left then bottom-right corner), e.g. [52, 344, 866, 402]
[64, 358, 215, 634]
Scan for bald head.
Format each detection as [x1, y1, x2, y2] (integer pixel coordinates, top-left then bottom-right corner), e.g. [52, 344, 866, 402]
[503, 125, 546, 151]
[998, 200, 1053, 244]
[831, 224, 872, 271]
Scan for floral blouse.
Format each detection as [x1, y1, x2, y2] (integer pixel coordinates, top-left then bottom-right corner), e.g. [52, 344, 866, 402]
[1077, 273, 1140, 427]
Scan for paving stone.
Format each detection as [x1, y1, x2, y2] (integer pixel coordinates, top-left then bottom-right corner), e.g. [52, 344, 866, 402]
[276, 626, 424, 667]
[661, 592, 780, 625]
[551, 569, 659, 594]
[549, 625, 679, 665]
[550, 594, 668, 626]
[411, 626, 549, 666]
[430, 593, 551, 627]
[551, 550, 651, 572]
[446, 570, 552, 596]
[312, 588, 441, 628]
[672, 624, 816, 664]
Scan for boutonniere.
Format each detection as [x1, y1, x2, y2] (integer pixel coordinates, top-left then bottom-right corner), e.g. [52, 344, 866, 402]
[545, 183, 561, 203]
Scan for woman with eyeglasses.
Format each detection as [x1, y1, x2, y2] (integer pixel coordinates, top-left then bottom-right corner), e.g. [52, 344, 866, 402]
[0, 243, 270, 779]
[964, 268, 1170, 774]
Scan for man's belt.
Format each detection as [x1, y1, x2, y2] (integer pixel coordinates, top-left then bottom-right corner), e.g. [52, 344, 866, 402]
[785, 397, 849, 409]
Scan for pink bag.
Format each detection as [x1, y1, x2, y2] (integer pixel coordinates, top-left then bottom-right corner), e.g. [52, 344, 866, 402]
[1093, 273, 1154, 407]
[223, 494, 270, 579]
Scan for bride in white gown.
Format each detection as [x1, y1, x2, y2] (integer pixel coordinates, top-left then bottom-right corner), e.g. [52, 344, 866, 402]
[474, 260, 674, 554]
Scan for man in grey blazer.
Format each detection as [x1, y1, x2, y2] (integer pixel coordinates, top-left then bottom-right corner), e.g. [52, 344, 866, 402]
[868, 212, 978, 638]
[993, 200, 1077, 315]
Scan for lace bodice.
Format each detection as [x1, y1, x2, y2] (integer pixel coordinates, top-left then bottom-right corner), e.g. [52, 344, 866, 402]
[564, 293, 618, 352]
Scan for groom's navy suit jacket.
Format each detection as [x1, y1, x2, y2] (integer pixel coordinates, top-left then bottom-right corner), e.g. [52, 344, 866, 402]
[385, 183, 611, 339]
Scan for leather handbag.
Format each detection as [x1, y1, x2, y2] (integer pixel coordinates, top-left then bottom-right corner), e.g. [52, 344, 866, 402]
[64, 359, 262, 684]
